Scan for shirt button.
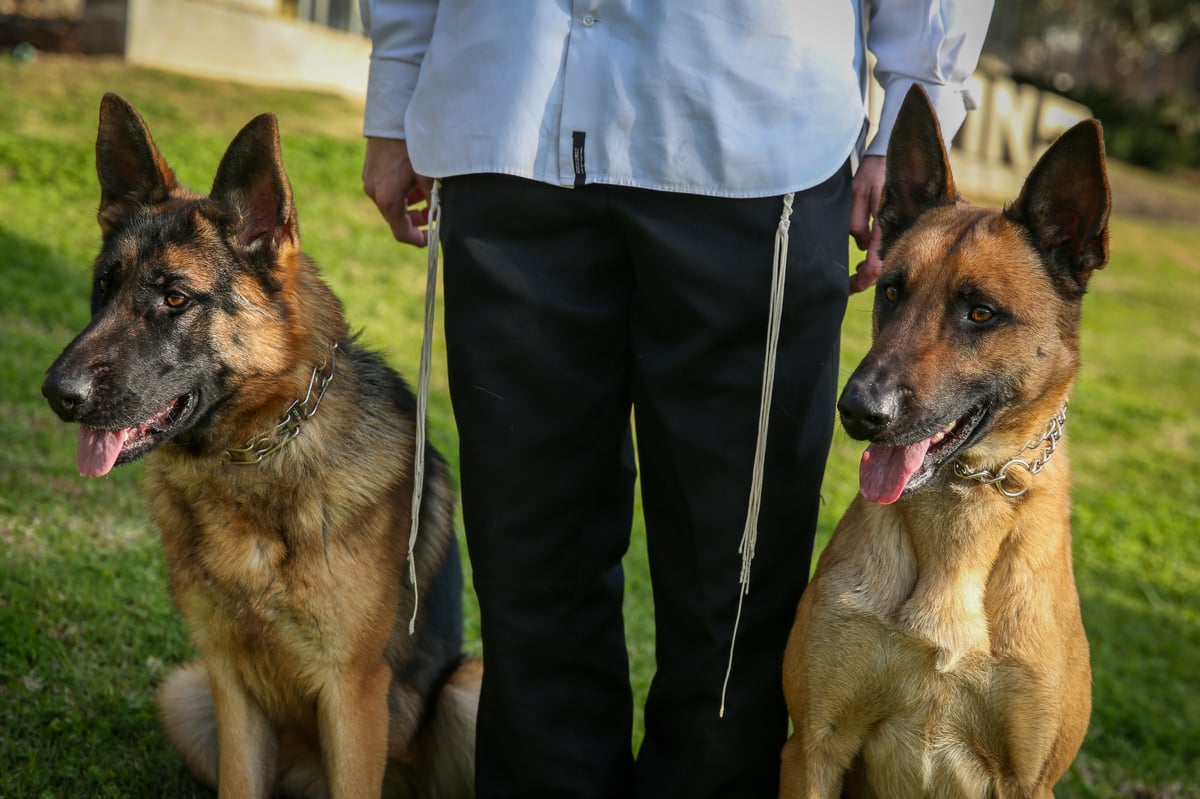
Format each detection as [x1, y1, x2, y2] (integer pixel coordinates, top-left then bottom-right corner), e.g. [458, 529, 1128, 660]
[581, 14, 597, 26]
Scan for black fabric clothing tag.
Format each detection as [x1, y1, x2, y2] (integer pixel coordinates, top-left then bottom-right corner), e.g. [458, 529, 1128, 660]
[572, 131, 587, 187]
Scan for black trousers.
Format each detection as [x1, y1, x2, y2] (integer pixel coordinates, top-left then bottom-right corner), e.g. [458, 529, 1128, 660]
[439, 169, 851, 799]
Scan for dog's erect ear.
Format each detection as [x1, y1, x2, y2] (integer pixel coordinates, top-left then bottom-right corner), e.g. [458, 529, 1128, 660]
[875, 85, 960, 257]
[95, 93, 179, 234]
[1005, 120, 1110, 295]
[209, 113, 299, 258]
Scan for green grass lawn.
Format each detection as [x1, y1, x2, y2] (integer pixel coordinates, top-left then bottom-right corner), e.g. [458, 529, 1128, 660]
[2, 56, 1197, 798]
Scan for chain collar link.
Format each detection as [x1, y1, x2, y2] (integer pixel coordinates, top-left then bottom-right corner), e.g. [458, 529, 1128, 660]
[953, 404, 1068, 498]
[225, 342, 339, 465]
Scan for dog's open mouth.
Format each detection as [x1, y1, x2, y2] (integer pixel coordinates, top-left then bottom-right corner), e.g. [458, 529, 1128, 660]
[858, 404, 991, 504]
[77, 394, 195, 477]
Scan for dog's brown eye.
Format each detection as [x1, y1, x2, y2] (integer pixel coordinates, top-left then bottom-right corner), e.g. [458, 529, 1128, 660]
[165, 292, 188, 309]
[884, 285, 899, 303]
[969, 306, 994, 324]
[97, 278, 109, 294]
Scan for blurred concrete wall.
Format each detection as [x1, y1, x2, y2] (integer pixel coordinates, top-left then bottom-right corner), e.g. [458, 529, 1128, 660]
[83, 0, 368, 99]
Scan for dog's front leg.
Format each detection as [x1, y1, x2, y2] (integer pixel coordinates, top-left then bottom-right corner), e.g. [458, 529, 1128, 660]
[209, 661, 278, 798]
[319, 659, 392, 798]
[779, 731, 846, 799]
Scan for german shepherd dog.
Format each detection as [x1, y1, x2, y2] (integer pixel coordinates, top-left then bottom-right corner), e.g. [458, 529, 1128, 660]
[780, 86, 1109, 798]
[42, 94, 479, 797]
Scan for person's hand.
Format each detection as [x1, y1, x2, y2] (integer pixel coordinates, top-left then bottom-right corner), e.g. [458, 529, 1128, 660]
[363, 137, 434, 247]
[848, 155, 886, 294]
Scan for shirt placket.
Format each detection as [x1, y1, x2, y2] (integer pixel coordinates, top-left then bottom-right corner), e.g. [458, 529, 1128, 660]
[558, 1, 605, 187]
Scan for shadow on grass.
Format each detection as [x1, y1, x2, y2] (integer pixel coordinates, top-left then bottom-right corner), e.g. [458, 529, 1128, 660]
[0, 223, 202, 795]
[0, 223, 131, 509]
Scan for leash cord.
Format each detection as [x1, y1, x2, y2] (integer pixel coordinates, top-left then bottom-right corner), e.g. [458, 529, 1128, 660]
[719, 192, 795, 717]
[408, 179, 442, 635]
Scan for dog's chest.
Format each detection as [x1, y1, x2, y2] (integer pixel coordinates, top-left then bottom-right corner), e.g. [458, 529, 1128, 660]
[851, 648, 1044, 796]
[149, 467, 398, 712]
[171, 504, 337, 634]
[836, 583, 1067, 795]
[826, 504, 1069, 794]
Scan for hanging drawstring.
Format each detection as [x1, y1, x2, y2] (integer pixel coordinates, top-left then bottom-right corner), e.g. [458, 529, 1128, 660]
[408, 184, 796, 696]
[719, 191, 795, 717]
[408, 179, 442, 635]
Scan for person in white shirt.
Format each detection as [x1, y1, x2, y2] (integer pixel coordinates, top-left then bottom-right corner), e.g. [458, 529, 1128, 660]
[360, 2, 992, 796]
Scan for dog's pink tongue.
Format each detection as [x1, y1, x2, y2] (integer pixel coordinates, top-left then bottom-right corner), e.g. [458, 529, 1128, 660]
[77, 426, 127, 478]
[859, 438, 933, 505]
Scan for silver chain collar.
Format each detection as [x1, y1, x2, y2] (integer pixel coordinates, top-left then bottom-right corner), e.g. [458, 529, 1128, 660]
[225, 342, 339, 465]
[953, 404, 1067, 498]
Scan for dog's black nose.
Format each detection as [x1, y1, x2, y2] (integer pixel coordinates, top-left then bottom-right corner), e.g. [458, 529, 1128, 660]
[42, 369, 93, 421]
[838, 377, 899, 441]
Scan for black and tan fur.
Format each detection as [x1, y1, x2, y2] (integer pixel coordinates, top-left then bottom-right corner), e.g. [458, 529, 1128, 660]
[780, 87, 1109, 798]
[42, 94, 478, 798]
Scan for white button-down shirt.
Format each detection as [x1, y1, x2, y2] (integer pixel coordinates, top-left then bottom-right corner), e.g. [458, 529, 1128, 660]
[361, 0, 992, 198]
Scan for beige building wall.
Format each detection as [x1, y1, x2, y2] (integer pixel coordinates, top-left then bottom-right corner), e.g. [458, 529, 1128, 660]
[123, 0, 369, 100]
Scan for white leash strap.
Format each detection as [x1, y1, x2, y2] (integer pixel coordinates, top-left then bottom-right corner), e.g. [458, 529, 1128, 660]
[408, 179, 442, 635]
[719, 191, 795, 716]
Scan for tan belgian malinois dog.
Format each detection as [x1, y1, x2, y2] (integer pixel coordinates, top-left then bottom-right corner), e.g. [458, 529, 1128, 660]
[780, 86, 1109, 798]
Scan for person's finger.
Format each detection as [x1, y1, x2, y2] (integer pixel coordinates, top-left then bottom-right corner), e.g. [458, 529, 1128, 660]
[407, 205, 430, 229]
[849, 219, 884, 294]
[849, 187, 873, 251]
[390, 214, 429, 247]
[848, 156, 885, 251]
